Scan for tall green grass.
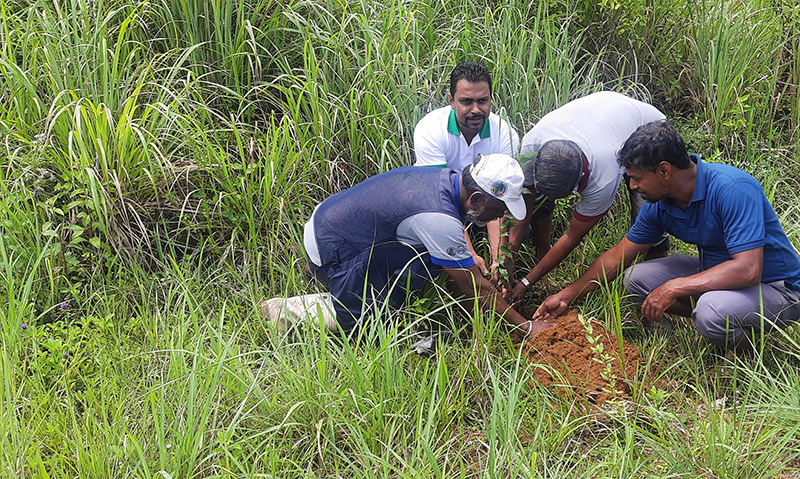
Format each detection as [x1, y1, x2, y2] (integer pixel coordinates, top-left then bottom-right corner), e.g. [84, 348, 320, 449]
[1, 0, 800, 476]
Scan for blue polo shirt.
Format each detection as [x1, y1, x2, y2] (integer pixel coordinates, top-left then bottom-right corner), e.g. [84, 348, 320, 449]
[627, 155, 800, 290]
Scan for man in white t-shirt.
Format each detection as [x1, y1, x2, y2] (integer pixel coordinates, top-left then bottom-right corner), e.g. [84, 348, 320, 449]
[497, 91, 669, 301]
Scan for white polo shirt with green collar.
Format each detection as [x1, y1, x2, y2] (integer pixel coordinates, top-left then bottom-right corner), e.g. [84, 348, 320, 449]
[413, 106, 520, 172]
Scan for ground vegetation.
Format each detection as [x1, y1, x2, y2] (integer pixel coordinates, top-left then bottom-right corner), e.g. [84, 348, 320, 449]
[2, 0, 800, 476]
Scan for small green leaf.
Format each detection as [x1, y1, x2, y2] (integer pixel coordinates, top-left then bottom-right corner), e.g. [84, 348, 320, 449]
[64, 225, 85, 236]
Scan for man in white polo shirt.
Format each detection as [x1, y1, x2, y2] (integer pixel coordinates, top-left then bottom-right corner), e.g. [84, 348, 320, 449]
[414, 62, 553, 272]
[414, 61, 519, 171]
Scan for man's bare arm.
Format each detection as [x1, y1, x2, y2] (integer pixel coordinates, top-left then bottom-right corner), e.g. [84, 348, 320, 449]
[487, 193, 537, 282]
[533, 237, 651, 320]
[464, 230, 489, 275]
[640, 247, 763, 322]
[507, 214, 600, 302]
[444, 263, 553, 334]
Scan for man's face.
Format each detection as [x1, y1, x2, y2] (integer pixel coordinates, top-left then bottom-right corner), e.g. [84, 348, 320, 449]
[466, 199, 506, 226]
[626, 165, 666, 203]
[448, 79, 491, 137]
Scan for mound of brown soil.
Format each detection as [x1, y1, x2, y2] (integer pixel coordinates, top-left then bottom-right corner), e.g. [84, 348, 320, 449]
[521, 310, 641, 404]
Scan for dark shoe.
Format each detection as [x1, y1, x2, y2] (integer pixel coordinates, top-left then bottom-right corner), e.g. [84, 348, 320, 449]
[304, 262, 328, 287]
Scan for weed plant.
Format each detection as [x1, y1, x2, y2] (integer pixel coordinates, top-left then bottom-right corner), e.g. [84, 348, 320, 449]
[1, 0, 800, 476]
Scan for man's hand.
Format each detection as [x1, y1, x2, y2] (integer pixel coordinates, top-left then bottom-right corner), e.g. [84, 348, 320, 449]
[443, 263, 532, 334]
[473, 254, 490, 277]
[490, 259, 518, 289]
[524, 319, 556, 336]
[641, 280, 678, 323]
[532, 292, 571, 321]
[489, 260, 502, 286]
[506, 281, 528, 303]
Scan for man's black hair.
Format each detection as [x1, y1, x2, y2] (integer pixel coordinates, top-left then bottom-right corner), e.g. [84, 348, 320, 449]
[534, 140, 583, 197]
[450, 62, 492, 97]
[617, 120, 692, 172]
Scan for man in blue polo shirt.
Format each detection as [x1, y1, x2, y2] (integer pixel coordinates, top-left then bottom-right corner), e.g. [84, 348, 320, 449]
[533, 120, 800, 352]
[263, 154, 555, 336]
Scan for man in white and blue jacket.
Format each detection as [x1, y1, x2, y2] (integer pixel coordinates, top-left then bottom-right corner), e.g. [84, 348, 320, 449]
[264, 154, 554, 336]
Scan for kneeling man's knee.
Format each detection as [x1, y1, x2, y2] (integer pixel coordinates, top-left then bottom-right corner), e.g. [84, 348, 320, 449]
[623, 263, 651, 304]
[693, 295, 739, 348]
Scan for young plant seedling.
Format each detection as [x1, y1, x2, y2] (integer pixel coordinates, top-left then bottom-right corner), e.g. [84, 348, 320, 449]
[578, 313, 622, 397]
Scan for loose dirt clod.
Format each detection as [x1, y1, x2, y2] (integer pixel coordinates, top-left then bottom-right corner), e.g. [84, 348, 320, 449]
[521, 310, 641, 404]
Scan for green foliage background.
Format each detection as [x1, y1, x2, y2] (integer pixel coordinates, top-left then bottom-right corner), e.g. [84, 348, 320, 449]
[1, 0, 800, 477]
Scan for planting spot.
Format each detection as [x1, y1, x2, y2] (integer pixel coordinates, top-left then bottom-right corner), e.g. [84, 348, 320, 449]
[521, 310, 641, 404]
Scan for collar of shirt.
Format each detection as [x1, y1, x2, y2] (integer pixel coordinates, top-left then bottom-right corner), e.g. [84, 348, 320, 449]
[447, 109, 491, 140]
[453, 171, 466, 222]
[658, 153, 703, 214]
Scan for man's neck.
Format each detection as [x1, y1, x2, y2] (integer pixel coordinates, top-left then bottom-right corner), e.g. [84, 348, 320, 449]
[671, 162, 698, 210]
[461, 128, 478, 146]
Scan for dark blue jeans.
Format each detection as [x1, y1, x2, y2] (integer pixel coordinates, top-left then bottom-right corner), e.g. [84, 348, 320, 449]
[309, 243, 441, 331]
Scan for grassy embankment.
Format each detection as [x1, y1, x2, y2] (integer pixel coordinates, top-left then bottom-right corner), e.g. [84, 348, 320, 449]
[1, 0, 800, 476]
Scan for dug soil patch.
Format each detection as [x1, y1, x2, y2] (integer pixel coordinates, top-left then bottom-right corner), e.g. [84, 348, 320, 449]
[521, 310, 641, 404]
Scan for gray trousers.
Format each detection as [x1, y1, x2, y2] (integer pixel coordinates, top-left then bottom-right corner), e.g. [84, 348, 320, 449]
[624, 254, 800, 348]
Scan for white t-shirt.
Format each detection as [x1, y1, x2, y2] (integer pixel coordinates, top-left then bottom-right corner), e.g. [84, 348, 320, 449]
[414, 106, 520, 172]
[520, 91, 665, 219]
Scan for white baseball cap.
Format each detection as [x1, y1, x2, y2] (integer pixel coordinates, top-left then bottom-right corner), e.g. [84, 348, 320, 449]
[470, 154, 527, 220]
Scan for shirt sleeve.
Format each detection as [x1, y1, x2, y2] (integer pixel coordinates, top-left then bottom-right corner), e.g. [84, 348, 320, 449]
[519, 126, 539, 156]
[497, 118, 520, 157]
[396, 213, 475, 268]
[414, 115, 448, 167]
[575, 178, 621, 218]
[625, 202, 664, 245]
[720, 180, 766, 254]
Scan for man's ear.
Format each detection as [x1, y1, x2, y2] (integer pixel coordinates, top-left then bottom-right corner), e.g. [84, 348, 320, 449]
[657, 161, 672, 179]
[466, 191, 485, 210]
[447, 92, 454, 107]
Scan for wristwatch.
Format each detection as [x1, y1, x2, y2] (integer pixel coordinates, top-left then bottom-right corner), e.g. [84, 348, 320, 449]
[519, 276, 531, 291]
